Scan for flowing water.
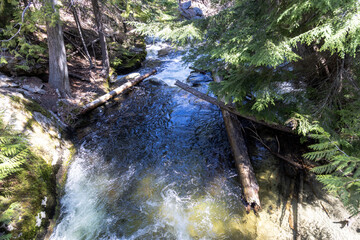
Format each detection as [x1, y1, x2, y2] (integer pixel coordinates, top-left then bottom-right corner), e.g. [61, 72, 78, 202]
[51, 41, 360, 240]
[51, 42, 252, 240]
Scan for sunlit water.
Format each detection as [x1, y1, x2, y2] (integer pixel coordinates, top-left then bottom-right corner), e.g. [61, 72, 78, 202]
[51, 42, 250, 240]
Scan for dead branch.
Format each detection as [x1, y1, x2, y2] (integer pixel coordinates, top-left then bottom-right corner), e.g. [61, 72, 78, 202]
[69, 38, 99, 57]
[79, 69, 156, 115]
[246, 125, 313, 170]
[213, 73, 260, 213]
[1, 1, 32, 42]
[69, 72, 89, 81]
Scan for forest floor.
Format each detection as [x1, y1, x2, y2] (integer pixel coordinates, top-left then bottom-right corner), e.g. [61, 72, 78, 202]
[0, 2, 121, 126]
[0, 54, 109, 126]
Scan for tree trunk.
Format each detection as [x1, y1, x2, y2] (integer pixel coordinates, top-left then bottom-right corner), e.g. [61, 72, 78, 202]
[91, 0, 110, 77]
[80, 69, 156, 115]
[71, 4, 93, 68]
[213, 73, 260, 213]
[45, 0, 70, 96]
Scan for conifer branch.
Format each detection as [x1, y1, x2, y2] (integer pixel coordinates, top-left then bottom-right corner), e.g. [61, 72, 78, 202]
[0, 1, 32, 42]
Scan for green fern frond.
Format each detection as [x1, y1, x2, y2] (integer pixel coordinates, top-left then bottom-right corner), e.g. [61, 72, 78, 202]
[303, 149, 338, 161]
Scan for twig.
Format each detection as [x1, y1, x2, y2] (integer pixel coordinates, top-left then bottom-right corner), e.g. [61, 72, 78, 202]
[69, 38, 99, 57]
[63, 33, 88, 60]
[49, 110, 68, 129]
[246, 124, 310, 170]
[1, 1, 32, 42]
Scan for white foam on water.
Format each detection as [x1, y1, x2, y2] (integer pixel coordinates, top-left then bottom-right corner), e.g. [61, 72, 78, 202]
[51, 148, 136, 240]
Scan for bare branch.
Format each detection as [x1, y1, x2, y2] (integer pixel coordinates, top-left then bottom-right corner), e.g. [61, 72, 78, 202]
[0, 1, 32, 42]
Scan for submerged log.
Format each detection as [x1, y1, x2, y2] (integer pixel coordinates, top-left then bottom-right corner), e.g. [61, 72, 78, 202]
[213, 74, 260, 212]
[175, 80, 294, 134]
[80, 69, 156, 115]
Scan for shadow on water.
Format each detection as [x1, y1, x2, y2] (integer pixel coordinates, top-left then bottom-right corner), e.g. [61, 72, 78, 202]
[51, 41, 360, 240]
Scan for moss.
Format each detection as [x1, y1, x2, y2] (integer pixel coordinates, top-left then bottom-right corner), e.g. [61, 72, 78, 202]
[109, 36, 147, 75]
[10, 95, 52, 119]
[0, 128, 56, 239]
[24, 118, 37, 131]
[5, 152, 56, 239]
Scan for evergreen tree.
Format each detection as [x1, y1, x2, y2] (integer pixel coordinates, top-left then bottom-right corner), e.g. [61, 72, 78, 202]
[91, 0, 110, 77]
[133, 0, 360, 214]
[44, 0, 70, 96]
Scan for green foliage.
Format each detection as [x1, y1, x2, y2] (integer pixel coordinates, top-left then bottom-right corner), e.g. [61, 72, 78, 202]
[290, 114, 360, 214]
[0, 112, 56, 238]
[0, 119, 28, 180]
[0, 1, 57, 72]
[251, 88, 283, 112]
[132, 1, 360, 214]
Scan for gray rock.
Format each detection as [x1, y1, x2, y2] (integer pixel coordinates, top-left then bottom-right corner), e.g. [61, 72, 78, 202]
[158, 47, 173, 57]
[147, 78, 167, 86]
[192, 7, 203, 17]
[179, 4, 203, 20]
[186, 72, 212, 84]
[8, 82, 20, 88]
[0, 73, 14, 82]
[143, 59, 164, 69]
[0, 82, 9, 88]
[22, 84, 46, 94]
[181, 1, 191, 10]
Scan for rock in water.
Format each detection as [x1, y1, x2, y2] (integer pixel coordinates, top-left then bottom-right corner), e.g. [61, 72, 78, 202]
[158, 47, 173, 57]
[187, 72, 212, 85]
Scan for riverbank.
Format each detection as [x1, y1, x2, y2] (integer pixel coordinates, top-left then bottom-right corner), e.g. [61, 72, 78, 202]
[0, 92, 75, 239]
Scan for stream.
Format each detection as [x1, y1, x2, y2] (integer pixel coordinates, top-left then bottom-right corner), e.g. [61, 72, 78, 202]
[50, 41, 358, 240]
[51, 42, 250, 239]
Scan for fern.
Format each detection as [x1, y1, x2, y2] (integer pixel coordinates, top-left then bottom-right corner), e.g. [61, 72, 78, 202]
[293, 114, 360, 214]
[0, 120, 28, 180]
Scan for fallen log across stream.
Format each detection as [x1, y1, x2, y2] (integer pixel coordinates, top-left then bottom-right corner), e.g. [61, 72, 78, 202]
[213, 74, 260, 213]
[174, 81, 294, 134]
[175, 80, 316, 172]
[80, 69, 157, 115]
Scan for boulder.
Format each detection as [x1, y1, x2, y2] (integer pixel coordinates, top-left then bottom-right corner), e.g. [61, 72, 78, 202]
[181, 1, 191, 10]
[109, 37, 147, 75]
[22, 84, 46, 94]
[157, 47, 173, 57]
[179, 2, 204, 20]
[0, 57, 47, 77]
[0, 73, 14, 82]
[143, 59, 164, 69]
[147, 77, 167, 86]
[186, 72, 212, 85]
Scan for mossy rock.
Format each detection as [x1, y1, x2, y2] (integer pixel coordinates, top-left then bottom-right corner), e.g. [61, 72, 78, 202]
[0, 149, 56, 239]
[109, 37, 147, 75]
[0, 93, 75, 239]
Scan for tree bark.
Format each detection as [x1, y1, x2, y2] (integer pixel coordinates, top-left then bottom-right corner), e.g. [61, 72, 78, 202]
[71, 4, 93, 68]
[213, 73, 260, 212]
[91, 0, 110, 77]
[174, 80, 294, 134]
[80, 69, 156, 115]
[45, 0, 70, 96]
